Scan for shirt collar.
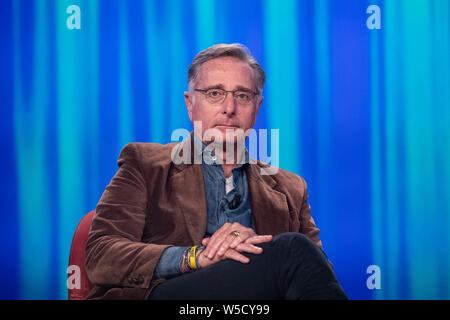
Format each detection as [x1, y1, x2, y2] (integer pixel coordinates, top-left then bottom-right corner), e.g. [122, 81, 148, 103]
[192, 132, 250, 168]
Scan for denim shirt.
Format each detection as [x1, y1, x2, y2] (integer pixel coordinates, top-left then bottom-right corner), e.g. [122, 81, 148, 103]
[152, 135, 254, 279]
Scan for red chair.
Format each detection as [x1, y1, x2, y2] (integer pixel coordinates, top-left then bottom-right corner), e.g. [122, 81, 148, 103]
[68, 210, 95, 300]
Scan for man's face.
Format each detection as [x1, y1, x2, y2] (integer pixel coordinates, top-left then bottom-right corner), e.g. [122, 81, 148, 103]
[185, 56, 262, 145]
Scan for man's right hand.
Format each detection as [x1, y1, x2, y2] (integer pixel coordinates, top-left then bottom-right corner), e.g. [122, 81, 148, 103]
[197, 235, 272, 268]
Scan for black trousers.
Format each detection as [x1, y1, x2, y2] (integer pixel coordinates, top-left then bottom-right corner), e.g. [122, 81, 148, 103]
[148, 232, 348, 300]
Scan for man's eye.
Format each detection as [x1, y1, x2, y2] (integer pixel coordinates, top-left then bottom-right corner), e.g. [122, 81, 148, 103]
[208, 90, 222, 97]
[236, 92, 249, 100]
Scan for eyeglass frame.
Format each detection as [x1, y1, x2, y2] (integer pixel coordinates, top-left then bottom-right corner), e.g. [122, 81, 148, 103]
[193, 87, 259, 105]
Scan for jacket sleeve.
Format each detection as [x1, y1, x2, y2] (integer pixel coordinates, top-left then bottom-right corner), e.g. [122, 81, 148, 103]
[152, 246, 189, 280]
[299, 177, 335, 270]
[85, 143, 172, 289]
[299, 177, 323, 248]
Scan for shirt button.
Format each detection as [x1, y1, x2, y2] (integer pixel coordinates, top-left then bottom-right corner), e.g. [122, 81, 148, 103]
[211, 155, 217, 161]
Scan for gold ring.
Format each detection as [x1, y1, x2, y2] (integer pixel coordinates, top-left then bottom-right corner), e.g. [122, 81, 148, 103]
[229, 230, 240, 237]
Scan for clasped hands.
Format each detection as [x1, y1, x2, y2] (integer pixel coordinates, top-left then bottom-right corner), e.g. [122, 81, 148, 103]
[197, 222, 273, 269]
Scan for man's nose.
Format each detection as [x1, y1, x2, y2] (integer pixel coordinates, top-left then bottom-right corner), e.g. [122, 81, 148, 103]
[222, 92, 237, 115]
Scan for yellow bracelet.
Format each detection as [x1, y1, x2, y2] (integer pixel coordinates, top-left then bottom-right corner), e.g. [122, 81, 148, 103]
[189, 246, 198, 269]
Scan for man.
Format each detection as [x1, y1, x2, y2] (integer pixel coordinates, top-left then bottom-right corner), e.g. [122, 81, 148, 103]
[85, 43, 347, 300]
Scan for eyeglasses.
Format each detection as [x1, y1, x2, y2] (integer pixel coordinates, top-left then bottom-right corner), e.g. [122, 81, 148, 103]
[194, 88, 258, 105]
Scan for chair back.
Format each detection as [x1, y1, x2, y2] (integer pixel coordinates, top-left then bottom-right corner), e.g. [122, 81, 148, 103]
[68, 210, 95, 300]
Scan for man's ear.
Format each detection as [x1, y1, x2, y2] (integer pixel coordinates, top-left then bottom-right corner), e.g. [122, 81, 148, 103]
[184, 91, 194, 122]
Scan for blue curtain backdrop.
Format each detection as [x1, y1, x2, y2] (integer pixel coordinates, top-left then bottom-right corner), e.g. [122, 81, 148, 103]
[1, 0, 449, 300]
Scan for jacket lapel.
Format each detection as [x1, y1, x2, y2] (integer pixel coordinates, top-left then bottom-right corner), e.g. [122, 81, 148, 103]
[247, 163, 290, 236]
[170, 164, 207, 245]
[169, 134, 207, 245]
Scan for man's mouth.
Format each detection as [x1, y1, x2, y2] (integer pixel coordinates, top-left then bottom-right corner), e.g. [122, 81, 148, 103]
[215, 124, 239, 129]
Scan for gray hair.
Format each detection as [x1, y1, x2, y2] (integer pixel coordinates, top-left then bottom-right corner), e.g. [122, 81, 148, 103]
[187, 43, 265, 95]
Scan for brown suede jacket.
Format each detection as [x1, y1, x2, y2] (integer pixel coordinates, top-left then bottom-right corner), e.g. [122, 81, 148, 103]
[85, 135, 322, 299]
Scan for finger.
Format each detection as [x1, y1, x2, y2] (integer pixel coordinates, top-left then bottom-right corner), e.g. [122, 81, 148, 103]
[224, 249, 250, 264]
[216, 233, 240, 257]
[204, 223, 252, 259]
[202, 223, 228, 257]
[203, 223, 233, 259]
[202, 238, 210, 246]
[229, 229, 256, 249]
[235, 243, 264, 255]
[217, 226, 254, 256]
[217, 230, 248, 256]
[244, 235, 273, 245]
